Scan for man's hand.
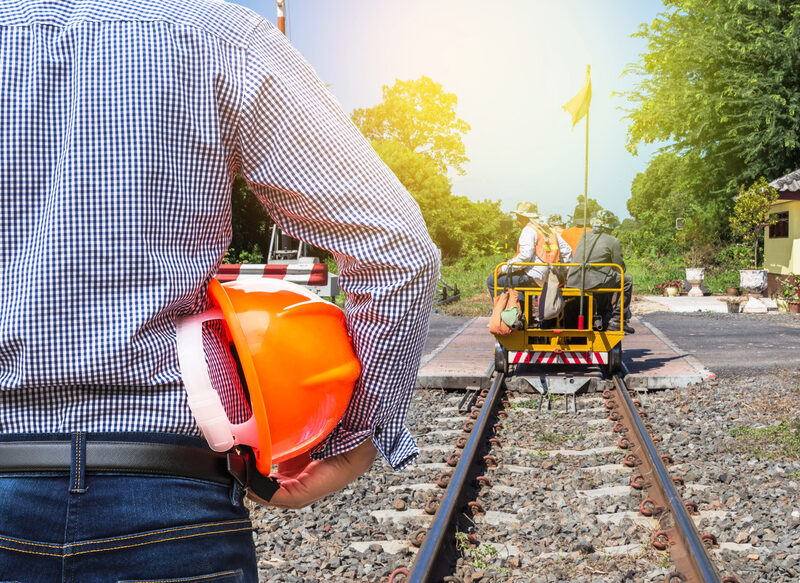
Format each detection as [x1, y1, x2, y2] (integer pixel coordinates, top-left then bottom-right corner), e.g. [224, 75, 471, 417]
[249, 439, 378, 509]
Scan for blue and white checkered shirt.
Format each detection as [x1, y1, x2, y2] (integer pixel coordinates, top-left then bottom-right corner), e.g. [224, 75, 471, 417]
[0, 0, 439, 470]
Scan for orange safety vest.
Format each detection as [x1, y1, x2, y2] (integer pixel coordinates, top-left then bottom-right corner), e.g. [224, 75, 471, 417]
[516, 224, 560, 264]
[560, 226, 590, 252]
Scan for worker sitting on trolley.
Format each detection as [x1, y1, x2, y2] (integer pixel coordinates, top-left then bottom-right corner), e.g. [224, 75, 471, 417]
[487, 201, 572, 300]
[566, 210, 634, 334]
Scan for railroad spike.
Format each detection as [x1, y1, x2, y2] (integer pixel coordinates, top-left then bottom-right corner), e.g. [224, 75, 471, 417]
[388, 567, 409, 582]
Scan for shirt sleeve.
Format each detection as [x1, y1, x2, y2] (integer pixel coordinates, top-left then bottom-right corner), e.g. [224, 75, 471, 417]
[557, 233, 572, 263]
[510, 226, 536, 263]
[235, 20, 440, 470]
[610, 237, 626, 273]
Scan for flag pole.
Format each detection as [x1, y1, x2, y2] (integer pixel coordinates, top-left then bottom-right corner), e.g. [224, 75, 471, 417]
[578, 68, 590, 331]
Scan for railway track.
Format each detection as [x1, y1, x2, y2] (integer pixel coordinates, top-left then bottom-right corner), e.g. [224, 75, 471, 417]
[250, 366, 799, 582]
[386, 373, 741, 583]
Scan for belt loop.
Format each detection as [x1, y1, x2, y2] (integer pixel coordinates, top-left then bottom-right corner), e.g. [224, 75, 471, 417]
[70, 431, 87, 494]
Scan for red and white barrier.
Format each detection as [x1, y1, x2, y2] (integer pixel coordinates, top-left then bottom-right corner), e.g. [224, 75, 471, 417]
[509, 350, 607, 365]
[216, 263, 328, 286]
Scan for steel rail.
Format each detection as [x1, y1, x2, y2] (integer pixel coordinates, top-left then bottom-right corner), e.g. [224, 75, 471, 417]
[611, 375, 722, 583]
[407, 372, 506, 583]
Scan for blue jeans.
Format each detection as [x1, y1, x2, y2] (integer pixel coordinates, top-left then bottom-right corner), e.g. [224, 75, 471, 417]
[486, 272, 536, 299]
[0, 433, 257, 583]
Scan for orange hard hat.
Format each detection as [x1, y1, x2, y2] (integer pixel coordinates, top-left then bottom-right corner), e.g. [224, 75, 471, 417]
[176, 278, 360, 475]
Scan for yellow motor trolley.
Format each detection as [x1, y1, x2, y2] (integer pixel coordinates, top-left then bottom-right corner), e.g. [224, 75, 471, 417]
[491, 261, 626, 376]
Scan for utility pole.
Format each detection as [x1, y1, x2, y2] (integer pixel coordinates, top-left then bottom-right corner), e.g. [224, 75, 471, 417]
[276, 0, 286, 35]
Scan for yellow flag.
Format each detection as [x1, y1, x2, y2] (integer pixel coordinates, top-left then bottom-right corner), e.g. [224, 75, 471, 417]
[562, 65, 592, 127]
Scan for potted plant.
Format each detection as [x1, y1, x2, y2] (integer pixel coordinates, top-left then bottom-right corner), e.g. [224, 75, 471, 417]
[656, 279, 683, 297]
[676, 207, 711, 297]
[780, 274, 800, 314]
[718, 296, 747, 313]
[729, 178, 779, 296]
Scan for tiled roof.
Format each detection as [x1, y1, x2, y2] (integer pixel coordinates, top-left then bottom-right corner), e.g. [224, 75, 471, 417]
[770, 168, 800, 192]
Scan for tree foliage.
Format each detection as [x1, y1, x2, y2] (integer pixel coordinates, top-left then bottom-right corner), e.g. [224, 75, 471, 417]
[622, 0, 800, 196]
[227, 175, 272, 263]
[571, 196, 620, 229]
[352, 76, 471, 175]
[373, 139, 511, 260]
[619, 2, 800, 265]
[729, 177, 779, 268]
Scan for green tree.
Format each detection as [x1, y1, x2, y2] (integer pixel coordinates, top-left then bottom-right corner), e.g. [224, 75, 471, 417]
[729, 177, 779, 269]
[571, 196, 620, 230]
[621, 0, 800, 202]
[227, 175, 272, 263]
[352, 76, 471, 175]
[372, 140, 507, 260]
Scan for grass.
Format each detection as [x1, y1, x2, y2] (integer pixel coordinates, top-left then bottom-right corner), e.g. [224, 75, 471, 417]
[454, 531, 508, 575]
[728, 419, 800, 459]
[510, 398, 539, 409]
[439, 253, 506, 317]
[625, 255, 742, 294]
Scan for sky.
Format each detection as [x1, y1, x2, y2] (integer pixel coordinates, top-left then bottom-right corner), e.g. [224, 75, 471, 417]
[235, 0, 666, 220]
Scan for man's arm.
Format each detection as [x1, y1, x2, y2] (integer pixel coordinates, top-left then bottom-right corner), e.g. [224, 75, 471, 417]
[609, 237, 626, 273]
[556, 233, 572, 263]
[251, 440, 378, 509]
[235, 20, 439, 505]
[509, 226, 536, 264]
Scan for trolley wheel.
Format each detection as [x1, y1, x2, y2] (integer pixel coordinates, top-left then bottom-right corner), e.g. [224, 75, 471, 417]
[606, 343, 623, 376]
[494, 341, 508, 374]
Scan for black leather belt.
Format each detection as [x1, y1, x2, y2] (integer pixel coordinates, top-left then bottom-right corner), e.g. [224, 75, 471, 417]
[0, 441, 279, 501]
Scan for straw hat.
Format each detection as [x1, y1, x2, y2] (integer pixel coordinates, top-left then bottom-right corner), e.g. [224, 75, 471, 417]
[511, 201, 544, 222]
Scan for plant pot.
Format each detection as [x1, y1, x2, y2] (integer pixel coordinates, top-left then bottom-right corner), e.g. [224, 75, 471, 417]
[789, 301, 800, 315]
[685, 268, 705, 297]
[726, 286, 739, 296]
[665, 286, 679, 297]
[777, 298, 789, 313]
[726, 301, 741, 314]
[739, 269, 767, 296]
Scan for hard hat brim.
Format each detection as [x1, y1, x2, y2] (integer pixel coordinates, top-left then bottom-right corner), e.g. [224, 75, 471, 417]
[208, 278, 274, 474]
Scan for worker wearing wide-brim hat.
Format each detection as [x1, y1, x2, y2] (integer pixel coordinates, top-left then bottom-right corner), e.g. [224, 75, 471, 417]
[487, 201, 573, 297]
[566, 210, 634, 333]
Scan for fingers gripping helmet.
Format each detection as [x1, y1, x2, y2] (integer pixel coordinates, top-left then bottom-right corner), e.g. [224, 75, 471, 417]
[176, 278, 360, 475]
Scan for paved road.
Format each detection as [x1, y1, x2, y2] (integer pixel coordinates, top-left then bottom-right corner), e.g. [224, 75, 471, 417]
[640, 312, 800, 377]
[421, 314, 473, 362]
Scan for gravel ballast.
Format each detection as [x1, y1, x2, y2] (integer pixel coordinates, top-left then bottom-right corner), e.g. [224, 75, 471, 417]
[249, 367, 800, 582]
